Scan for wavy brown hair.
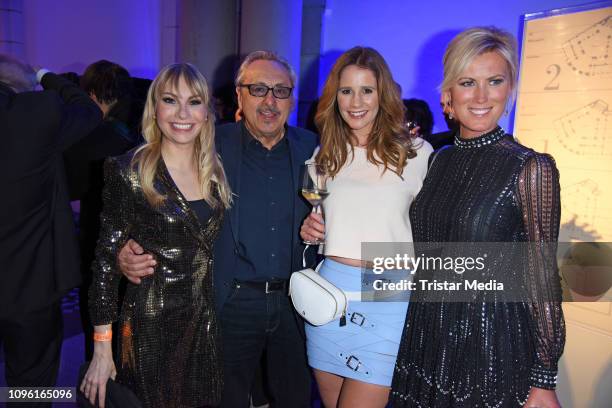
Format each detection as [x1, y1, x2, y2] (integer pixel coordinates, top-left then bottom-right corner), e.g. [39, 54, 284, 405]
[315, 46, 417, 177]
[132, 63, 232, 209]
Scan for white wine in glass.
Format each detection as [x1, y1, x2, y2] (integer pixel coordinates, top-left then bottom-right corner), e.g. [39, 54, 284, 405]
[301, 189, 329, 208]
[301, 163, 328, 245]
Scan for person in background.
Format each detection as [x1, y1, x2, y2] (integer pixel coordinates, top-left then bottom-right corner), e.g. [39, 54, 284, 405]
[80, 63, 231, 407]
[402, 98, 433, 139]
[63, 60, 142, 360]
[300, 46, 432, 408]
[390, 26, 565, 408]
[213, 83, 239, 124]
[128, 77, 153, 133]
[426, 103, 458, 150]
[116, 51, 318, 408]
[0, 54, 102, 403]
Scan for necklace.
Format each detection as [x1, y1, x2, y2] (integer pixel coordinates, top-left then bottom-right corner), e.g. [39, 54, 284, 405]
[454, 126, 505, 149]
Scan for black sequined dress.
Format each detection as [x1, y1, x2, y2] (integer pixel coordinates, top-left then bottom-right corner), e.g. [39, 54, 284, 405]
[89, 152, 224, 408]
[390, 127, 565, 407]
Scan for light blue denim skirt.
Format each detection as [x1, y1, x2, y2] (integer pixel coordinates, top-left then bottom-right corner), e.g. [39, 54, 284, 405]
[304, 259, 409, 386]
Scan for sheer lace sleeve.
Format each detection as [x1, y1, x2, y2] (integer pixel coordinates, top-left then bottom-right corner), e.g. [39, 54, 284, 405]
[517, 153, 566, 390]
[88, 157, 134, 325]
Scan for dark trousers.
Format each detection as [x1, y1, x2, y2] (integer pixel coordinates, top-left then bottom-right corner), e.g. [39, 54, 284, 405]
[0, 302, 63, 408]
[79, 282, 94, 360]
[219, 283, 311, 408]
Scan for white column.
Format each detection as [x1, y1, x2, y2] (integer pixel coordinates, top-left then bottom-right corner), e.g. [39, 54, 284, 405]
[176, 0, 240, 90]
[239, 0, 304, 125]
[297, 0, 325, 128]
[0, 0, 24, 59]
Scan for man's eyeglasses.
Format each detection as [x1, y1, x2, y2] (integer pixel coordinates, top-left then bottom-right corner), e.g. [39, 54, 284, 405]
[238, 84, 293, 99]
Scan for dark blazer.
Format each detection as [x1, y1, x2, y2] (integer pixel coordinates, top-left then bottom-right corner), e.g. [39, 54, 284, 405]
[213, 122, 318, 312]
[64, 117, 142, 270]
[0, 73, 102, 318]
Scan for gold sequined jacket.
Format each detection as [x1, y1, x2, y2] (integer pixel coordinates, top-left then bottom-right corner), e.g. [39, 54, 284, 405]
[89, 152, 223, 408]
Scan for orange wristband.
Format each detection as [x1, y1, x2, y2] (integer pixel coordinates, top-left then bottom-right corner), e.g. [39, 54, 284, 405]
[93, 330, 112, 342]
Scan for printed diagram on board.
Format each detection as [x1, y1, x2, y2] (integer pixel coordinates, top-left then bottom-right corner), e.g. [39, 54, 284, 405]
[560, 179, 601, 242]
[562, 15, 612, 76]
[553, 100, 611, 155]
[516, 5, 612, 240]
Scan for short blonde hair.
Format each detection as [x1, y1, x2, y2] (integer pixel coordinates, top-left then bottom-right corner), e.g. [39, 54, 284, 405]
[440, 26, 518, 95]
[133, 63, 232, 209]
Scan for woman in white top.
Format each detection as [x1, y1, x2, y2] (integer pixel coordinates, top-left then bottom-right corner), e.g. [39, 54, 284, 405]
[300, 47, 432, 408]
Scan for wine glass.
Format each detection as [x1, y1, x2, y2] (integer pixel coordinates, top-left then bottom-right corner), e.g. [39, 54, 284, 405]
[301, 163, 329, 245]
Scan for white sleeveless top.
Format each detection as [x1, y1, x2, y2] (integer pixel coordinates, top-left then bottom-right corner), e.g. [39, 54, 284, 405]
[311, 139, 432, 260]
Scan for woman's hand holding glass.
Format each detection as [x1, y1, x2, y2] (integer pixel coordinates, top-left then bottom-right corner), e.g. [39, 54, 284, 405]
[300, 212, 326, 244]
[301, 163, 328, 245]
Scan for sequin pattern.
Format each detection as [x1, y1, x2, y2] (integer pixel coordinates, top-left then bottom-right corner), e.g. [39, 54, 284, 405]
[390, 127, 565, 407]
[89, 152, 224, 408]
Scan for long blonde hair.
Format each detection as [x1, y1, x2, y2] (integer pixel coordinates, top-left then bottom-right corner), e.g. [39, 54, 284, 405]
[315, 46, 417, 178]
[132, 63, 232, 209]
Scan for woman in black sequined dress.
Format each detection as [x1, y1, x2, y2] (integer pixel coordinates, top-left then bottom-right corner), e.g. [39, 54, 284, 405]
[390, 27, 565, 408]
[80, 63, 232, 408]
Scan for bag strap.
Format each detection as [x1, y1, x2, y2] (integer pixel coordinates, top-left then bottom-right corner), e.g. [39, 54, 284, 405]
[302, 245, 309, 268]
[302, 245, 324, 272]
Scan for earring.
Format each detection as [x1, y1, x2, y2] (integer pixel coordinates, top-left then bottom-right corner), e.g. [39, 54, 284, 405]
[444, 99, 453, 120]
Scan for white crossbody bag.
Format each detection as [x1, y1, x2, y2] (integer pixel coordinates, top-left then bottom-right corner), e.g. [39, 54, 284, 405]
[289, 246, 360, 326]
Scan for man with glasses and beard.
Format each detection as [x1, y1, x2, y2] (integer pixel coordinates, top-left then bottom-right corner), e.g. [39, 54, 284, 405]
[117, 51, 317, 407]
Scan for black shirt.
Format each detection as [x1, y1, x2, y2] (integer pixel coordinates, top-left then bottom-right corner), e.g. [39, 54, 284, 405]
[235, 124, 294, 280]
[188, 199, 213, 226]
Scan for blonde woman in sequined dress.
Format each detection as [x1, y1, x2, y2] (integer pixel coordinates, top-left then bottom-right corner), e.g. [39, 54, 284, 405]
[80, 63, 232, 408]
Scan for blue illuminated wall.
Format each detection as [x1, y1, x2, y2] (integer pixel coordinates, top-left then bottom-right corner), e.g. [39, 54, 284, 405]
[23, 0, 161, 78]
[20, 0, 595, 133]
[319, 0, 591, 133]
